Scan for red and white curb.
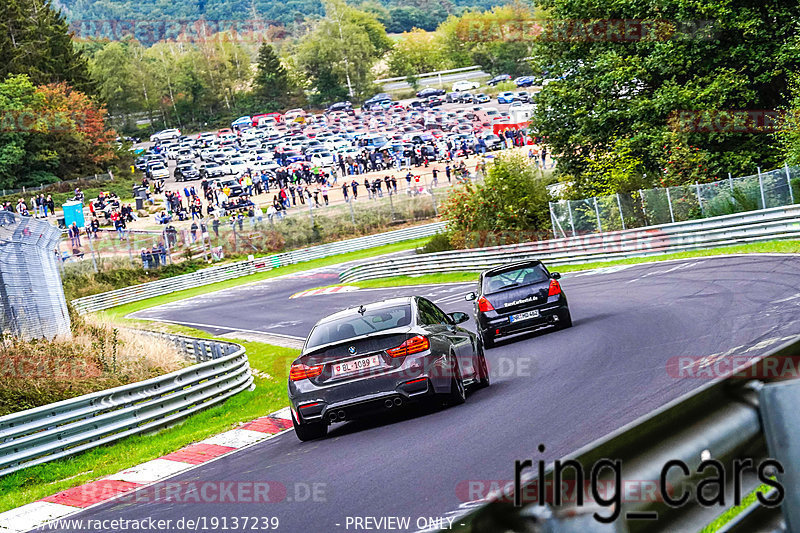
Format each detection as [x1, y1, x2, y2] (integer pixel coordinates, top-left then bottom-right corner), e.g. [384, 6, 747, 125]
[0, 408, 293, 533]
[290, 285, 358, 299]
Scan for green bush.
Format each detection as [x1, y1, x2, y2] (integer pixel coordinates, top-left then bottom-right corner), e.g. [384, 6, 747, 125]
[417, 232, 454, 254]
[792, 178, 800, 204]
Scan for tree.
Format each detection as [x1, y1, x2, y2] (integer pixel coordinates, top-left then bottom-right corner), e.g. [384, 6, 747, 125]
[253, 43, 291, 107]
[529, 0, 800, 185]
[296, 0, 390, 105]
[0, 75, 116, 188]
[388, 29, 451, 77]
[0, 0, 94, 95]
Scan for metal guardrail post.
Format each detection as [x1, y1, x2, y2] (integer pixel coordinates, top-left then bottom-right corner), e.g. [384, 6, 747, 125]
[695, 181, 705, 217]
[759, 380, 800, 532]
[666, 188, 675, 223]
[593, 197, 602, 232]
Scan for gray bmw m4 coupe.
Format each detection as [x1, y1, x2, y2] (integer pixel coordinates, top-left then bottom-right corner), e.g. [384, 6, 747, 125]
[288, 296, 490, 441]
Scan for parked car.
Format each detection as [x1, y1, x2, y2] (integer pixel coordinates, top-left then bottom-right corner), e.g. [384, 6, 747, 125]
[174, 163, 200, 181]
[514, 76, 535, 87]
[452, 80, 480, 92]
[416, 87, 446, 98]
[497, 91, 520, 104]
[474, 93, 491, 104]
[150, 128, 181, 143]
[487, 74, 511, 86]
[445, 92, 461, 103]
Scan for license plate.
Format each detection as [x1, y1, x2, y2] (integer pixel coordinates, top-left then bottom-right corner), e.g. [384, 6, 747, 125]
[510, 310, 540, 322]
[332, 355, 381, 377]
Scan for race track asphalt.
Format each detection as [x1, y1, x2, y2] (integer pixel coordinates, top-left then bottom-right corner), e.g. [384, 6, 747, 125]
[46, 254, 800, 533]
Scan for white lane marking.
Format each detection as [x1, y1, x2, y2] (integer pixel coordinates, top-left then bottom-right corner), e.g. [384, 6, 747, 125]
[572, 264, 637, 277]
[133, 317, 306, 340]
[773, 292, 800, 304]
[0, 501, 77, 533]
[105, 459, 192, 484]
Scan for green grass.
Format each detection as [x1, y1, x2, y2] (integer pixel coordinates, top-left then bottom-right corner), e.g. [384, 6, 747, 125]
[700, 483, 772, 532]
[308, 239, 800, 290]
[96, 237, 429, 321]
[0, 332, 299, 513]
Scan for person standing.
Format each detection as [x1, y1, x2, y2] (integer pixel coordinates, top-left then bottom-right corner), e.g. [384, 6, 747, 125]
[351, 180, 358, 200]
[432, 168, 439, 186]
[541, 147, 548, 169]
[321, 184, 329, 206]
[445, 164, 451, 183]
[342, 182, 350, 202]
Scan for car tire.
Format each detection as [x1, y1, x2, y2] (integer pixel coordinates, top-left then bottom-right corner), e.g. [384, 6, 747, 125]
[475, 342, 490, 389]
[443, 356, 466, 406]
[292, 411, 327, 442]
[559, 308, 573, 329]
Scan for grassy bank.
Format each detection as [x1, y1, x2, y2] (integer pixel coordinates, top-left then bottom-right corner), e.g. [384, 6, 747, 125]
[314, 239, 800, 290]
[0, 330, 298, 513]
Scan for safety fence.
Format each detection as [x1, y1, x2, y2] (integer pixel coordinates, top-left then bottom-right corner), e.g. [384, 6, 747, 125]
[339, 204, 800, 282]
[550, 164, 800, 238]
[0, 332, 251, 478]
[456, 335, 800, 533]
[70, 221, 446, 314]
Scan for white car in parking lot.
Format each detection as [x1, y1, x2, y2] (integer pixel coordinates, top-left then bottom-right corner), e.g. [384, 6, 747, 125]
[452, 80, 480, 92]
[150, 128, 181, 143]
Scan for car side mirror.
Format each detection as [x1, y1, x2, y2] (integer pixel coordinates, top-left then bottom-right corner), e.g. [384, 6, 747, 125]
[550, 272, 561, 280]
[465, 292, 477, 301]
[449, 312, 469, 324]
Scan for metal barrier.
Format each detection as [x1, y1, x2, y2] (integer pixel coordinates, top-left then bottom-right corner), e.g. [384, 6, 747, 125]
[70, 221, 445, 314]
[0, 212, 70, 339]
[456, 336, 800, 533]
[340, 205, 800, 282]
[0, 332, 252, 477]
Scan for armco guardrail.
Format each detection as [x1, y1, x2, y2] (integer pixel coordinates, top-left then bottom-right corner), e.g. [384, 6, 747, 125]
[340, 205, 800, 282]
[0, 332, 252, 477]
[455, 336, 800, 533]
[71, 221, 445, 314]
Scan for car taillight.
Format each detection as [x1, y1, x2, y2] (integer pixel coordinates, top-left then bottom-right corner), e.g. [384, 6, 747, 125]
[548, 280, 562, 296]
[289, 362, 323, 381]
[478, 296, 494, 312]
[386, 335, 430, 358]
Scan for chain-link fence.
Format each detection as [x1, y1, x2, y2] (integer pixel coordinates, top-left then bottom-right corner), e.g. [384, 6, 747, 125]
[0, 212, 70, 339]
[550, 164, 800, 237]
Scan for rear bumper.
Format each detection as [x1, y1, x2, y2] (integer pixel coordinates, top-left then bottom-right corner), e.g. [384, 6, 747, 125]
[479, 301, 569, 339]
[289, 353, 453, 425]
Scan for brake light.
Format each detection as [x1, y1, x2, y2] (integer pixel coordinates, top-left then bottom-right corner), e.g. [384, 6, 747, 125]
[289, 362, 324, 381]
[548, 280, 562, 297]
[477, 296, 494, 312]
[386, 335, 430, 357]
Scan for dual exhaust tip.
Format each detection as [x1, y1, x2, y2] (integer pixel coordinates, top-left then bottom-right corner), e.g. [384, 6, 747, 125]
[328, 398, 403, 422]
[385, 397, 403, 408]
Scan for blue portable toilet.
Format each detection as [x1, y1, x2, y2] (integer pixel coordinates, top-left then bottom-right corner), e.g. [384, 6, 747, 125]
[62, 201, 85, 228]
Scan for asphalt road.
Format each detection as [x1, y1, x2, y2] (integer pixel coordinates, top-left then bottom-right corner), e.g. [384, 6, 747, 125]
[47, 254, 800, 533]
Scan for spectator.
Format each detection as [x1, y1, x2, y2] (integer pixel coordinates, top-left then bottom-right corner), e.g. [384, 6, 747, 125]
[68, 222, 81, 248]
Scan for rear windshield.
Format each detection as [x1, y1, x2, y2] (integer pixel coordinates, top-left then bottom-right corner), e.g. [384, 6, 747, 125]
[483, 265, 549, 294]
[305, 305, 412, 349]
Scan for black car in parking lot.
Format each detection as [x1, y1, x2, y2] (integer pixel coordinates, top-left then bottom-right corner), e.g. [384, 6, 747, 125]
[467, 260, 571, 348]
[487, 74, 511, 86]
[175, 163, 200, 181]
[287, 297, 490, 441]
[416, 87, 445, 98]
